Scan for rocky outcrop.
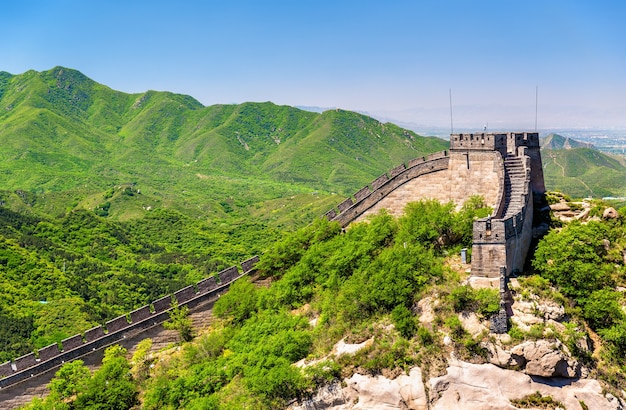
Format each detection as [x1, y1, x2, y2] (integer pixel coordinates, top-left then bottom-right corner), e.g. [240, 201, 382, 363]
[430, 359, 622, 410]
[291, 360, 623, 410]
[604, 207, 619, 219]
[344, 368, 427, 410]
[509, 340, 580, 378]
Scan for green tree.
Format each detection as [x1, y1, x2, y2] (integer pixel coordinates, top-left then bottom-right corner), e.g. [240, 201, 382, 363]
[164, 302, 194, 342]
[583, 289, 624, 330]
[74, 345, 138, 410]
[532, 221, 613, 299]
[48, 359, 91, 400]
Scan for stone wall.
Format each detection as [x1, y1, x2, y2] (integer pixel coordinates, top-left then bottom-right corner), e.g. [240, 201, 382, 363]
[0, 256, 259, 390]
[355, 150, 502, 222]
[326, 131, 546, 280]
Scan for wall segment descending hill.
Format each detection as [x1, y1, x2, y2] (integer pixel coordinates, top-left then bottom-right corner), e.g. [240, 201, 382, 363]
[325, 132, 547, 278]
[0, 256, 259, 391]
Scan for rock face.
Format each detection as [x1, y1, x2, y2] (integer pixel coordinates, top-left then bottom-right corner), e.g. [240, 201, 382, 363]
[604, 207, 619, 219]
[289, 368, 427, 410]
[291, 360, 623, 410]
[344, 368, 427, 410]
[430, 359, 622, 410]
[510, 340, 580, 378]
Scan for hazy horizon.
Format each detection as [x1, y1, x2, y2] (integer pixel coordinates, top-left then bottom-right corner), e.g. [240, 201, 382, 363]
[2, 1, 625, 130]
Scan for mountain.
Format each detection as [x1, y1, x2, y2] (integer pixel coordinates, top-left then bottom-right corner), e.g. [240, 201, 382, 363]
[540, 133, 595, 150]
[541, 146, 626, 198]
[0, 67, 447, 222]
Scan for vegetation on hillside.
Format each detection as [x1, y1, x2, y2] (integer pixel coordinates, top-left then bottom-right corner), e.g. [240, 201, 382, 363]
[21, 198, 492, 409]
[0, 206, 281, 362]
[0, 66, 447, 223]
[541, 147, 626, 198]
[532, 211, 626, 385]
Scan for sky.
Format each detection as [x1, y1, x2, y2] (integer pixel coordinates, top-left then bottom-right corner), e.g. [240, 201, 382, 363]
[1, 0, 625, 131]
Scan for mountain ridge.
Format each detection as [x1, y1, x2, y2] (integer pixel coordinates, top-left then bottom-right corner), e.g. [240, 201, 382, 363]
[0, 66, 448, 220]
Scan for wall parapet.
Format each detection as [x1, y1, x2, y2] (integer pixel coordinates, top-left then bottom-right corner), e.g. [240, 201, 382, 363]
[0, 256, 259, 390]
[324, 150, 450, 227]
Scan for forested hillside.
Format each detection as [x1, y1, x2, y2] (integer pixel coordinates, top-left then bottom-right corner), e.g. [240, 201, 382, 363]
[0, 67, 447, 366]
[22, 200, 626, 409]
[542, 147, 626, 198]
[0, 67, 447, 222]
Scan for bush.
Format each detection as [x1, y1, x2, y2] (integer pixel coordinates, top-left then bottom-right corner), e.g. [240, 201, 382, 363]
[391, 304, 417, 338]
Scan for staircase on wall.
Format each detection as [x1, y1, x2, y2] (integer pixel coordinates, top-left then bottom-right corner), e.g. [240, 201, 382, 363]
[501, 155, 525, 218]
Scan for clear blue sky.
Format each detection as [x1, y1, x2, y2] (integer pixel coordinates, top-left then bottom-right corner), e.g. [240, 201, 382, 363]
[1, 0, 625, 130]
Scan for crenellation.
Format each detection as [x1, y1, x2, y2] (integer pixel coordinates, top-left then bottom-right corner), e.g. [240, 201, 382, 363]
[105, 316, 131, 334]
[83, 326, 105, 343]
[13, 354, 37, 371]
[354, 186, 371, 202]
[196, 276, 218, 294]
[218, 266, 239, 284]
[61, 334, 84, 352]
[174, 285, 197, 304]
[241, 255, 260, 273]
[324, 208, 337, 220]
[130, 306, 152, 323]
[0, 362, 11, 378]
[389, 164, 406, 178]
[337, 198, 354, 212]
[407, 157, 426, 168]
[37, 343, 61, 362]
[371, 173, 390, 190]
[152, 295, 173, 313]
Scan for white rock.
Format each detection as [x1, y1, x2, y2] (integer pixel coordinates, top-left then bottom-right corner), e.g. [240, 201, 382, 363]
[345, 368, 427, 410]
[332, 338, 373, 356]
[510, 340, 579, 378]
[458, 312, 488, 338]
[430, 359, 623, 410]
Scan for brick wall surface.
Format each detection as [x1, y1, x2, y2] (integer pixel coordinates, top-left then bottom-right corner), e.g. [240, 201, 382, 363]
[196, 276, 218, 294]
[130, 306, 152, 323]
[105, 316, 130, 333]
[61, 335, 84, 352]
[241, 255, 260, 273]
[13, 354, 37, 371]
[371, 173, 390, 190]
[218, 266, 239, 284]
[0, 362, 11, 378]
[174, 285, 197, 304]
[152, 295, 173, 313]
[37, 344, 61, 362]
[355, 152, 500, 223]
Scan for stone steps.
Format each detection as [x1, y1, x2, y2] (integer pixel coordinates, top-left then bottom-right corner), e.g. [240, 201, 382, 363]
[501, 156, 526, 218]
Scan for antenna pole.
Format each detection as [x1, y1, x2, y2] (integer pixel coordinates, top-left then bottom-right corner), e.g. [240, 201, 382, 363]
[449, 88, 454, 134]
[535, 85, 538, 132]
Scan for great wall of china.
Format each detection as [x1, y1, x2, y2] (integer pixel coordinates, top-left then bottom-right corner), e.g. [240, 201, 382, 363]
[324, 131, 548, 278]
[0, 256, 259, 394]
[1, 131, 548, 406]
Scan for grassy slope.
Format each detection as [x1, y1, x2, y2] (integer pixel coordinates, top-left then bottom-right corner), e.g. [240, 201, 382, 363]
[0, 67, 448, 223]
[542, 147, 626, 198]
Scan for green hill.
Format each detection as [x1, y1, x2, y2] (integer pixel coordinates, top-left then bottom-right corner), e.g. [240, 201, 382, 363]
[541, 133, 595, 150]
[541, 147, 626, 198]
[0, 66, 446, 362]
[0, 67, 447, 222]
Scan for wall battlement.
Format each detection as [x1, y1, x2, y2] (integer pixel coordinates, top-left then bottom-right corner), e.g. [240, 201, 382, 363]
[0, 256, 260, 389]
[326, 131, 547, 278]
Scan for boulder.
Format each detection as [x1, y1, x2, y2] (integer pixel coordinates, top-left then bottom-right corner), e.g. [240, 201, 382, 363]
[481, 341, 523, 368]
[429, 359, 623, 410]
[458, 312, 488, 338]
[550, 202, 571, 211]
[603, 207, 619, 219]
[510, 340, 579, 378]
[345, 368, 427, 410]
